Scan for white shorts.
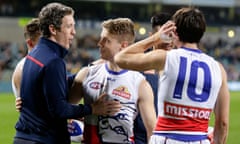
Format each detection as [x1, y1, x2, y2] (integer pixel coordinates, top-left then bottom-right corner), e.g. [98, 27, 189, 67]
[149, 135, 211, 144]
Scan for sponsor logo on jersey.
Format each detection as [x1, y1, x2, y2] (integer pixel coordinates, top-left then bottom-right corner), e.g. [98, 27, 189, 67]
[164, 101, 211, 120]
[112, 86, 131, 99]
[107, 77, 116, 82]
[89, 82, 103, 90]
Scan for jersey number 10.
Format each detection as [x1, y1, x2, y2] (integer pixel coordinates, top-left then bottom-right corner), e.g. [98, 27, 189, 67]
[173, 56, 211, 102]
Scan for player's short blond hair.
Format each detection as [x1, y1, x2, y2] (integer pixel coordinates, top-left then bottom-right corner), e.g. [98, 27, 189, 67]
[102, 18, 135, 44]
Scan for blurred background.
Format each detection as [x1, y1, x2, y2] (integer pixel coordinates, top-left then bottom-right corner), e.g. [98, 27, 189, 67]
[1, 0, 240, 92]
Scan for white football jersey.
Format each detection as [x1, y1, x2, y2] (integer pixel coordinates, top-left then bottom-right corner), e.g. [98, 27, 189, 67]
[155, 47, 222, 135]
[12, 58, 26, 98]
[83, 63, 145, 143]
[12, 76, 18, 97]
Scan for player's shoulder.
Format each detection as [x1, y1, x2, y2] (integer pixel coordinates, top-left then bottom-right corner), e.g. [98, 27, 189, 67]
[74, 66, 90, 82]
[126, 70, 146, 83]
[12, 58, 26, 79]
[75, 63, 105, 83]
[88, 62, 105, 75]
[15, 58, 26, 69]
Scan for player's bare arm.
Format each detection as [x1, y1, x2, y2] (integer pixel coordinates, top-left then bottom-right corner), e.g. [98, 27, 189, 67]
[138, 79, 156, 141]
[114, 21, 175, 71]
[213, 62, 230, 144]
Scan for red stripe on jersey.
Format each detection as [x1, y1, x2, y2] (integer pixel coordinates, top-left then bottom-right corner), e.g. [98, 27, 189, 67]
[83, 124, 101, 144]
[83, 124, 134, 144]
[154, 116, 209, 132]
[26, 55, 44, 67]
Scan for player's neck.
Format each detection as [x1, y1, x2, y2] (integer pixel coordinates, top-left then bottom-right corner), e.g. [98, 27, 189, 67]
[181, 43, 198, 49]
[107, 61, 123, 72]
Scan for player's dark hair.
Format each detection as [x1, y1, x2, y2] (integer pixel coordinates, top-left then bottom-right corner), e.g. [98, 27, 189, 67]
[172, 7, 206, 43]
[150, 12, 172, 28]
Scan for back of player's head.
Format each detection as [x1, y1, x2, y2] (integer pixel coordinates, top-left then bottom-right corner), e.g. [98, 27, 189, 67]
[150, 12, 172, 29]
[38, 2, 74, 38]
[101, 18, 135, 44]
[172, 7, 206, 43]
[24, 18, 41, 41]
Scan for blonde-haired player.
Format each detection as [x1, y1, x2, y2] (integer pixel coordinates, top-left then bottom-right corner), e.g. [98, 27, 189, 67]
[70, 18, 156, 144]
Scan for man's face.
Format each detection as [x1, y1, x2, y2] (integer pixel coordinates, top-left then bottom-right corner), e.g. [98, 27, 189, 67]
[98, 28, 122, 61]
[55, 14, 76, 49]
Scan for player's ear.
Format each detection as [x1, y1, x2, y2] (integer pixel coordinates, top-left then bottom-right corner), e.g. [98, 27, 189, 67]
[26, 39, 34, 48]
[121, 41, 128, 48]
[49, 24, 57, 35]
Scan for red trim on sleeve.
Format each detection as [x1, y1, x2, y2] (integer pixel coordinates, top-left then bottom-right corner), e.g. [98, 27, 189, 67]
[26, 55, 44, 67]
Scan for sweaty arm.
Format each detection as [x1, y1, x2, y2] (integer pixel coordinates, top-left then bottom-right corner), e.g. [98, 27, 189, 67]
[114, 21, 175, 72]
[137, 79, 157, 141]
[213, 63, 230, 144]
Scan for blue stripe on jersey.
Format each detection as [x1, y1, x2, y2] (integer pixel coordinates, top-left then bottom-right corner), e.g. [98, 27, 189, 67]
[105, 63, 128, 75]
[153, 132, 208, 141]
[181, 47, 202, 53]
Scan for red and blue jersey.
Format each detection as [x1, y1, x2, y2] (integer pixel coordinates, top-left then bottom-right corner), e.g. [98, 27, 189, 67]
[154, 47, 222, 141]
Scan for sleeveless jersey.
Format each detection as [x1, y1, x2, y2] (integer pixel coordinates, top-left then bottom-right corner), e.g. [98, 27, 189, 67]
[83, 63, 145, 144]
[12, 58, 26, 98]
[12, 76, 18, 97]
[155, 47, 222, 136]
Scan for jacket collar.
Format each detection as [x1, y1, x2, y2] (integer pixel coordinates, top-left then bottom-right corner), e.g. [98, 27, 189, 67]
[39, 37, 68, 58]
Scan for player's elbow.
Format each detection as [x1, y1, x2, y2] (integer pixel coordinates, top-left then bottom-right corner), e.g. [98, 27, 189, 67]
[214, 119, 229, 144]
[220, 120, 228, 134]
[216, 117, 228, 132]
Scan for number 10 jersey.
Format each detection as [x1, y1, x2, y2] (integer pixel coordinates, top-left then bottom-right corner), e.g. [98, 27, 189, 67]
[155, 47, 222, 135]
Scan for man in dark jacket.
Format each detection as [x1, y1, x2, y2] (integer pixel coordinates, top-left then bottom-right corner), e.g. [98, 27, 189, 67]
[13, 2, 121, 144]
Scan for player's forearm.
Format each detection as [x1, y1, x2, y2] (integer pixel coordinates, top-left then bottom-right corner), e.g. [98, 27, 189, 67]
[115, 34, 157, 61]
[145, 118, 156, 143]
[214, 121, 228, 144]
[147, 131, 153, 143]
[114, 37, 156, 71]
